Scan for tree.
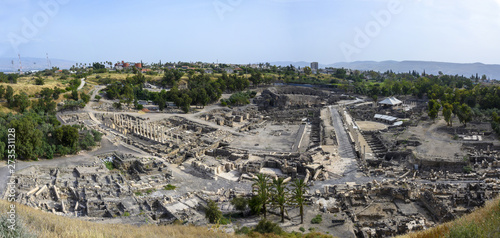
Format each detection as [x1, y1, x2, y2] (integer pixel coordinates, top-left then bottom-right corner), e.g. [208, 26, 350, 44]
[252, 173, 271, 219]
[271, 177, 289, 223]
[156, 97, 166, 111]
[0, 85, 4, 99]
[40, 88, 53, 99]
[92, 130, 103, 142]
[54, 125, 79, 152]
[161, 69, 184, 88]
[113, 101, 122, 110]
[427, 99, 440, 120]
[205, 199, 222, 224]
[80, 92, 90, 104]
[335, 68, 347, 79]
[291, 178, 309, 224]
[52, 87, 63, 100]
[123, 84, 134, 105]
[457, 103, 472, 127]
[6, 86, 14, 107]
[199, 88, 209, 108]
[71, 90, 79, 100]
[249, 72, 263, 86]
[79, 131, 96, 150]
[303, 67, 312, 75]
[181, 93, 191, 113]
[9, 117, 43, 160]
[442, 103, 453, 127]
[13, 92, 30, 113]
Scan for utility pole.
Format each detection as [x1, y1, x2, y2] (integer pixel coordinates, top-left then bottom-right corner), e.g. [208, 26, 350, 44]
[46, 53, 51, 69]
[18, 54, 23, 75]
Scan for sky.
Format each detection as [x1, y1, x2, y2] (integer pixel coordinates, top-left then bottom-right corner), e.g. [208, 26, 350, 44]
[1, 0, 500, 65]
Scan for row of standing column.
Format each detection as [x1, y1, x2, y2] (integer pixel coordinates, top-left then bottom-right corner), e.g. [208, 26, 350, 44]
[113, 114, 168, 144]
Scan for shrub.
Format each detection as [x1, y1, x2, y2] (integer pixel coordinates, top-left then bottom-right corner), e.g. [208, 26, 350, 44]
[311, 214, 322, 224]
[205, 200, 222, 224]
[164, 184, 176, 190]
[235, 226, 251, 235]
[230, 197, 248, 212]
[0, 215, 34, 238]
[104, 161, 114, 170]
[254, 219, 283, 235]
[123, 212, 130, 217]
[35, 77, 45, 85]
[463, 166, 473, 174]
[299, 227, 305, 232]
[219, 216, 231, 225]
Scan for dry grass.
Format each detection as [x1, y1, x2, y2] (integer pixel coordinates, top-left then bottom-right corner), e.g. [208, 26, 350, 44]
[0, 199, 238, 238]
[0, 102, 16, 114]
[400, 195, 500, 238]
[0, 76, 65, 97]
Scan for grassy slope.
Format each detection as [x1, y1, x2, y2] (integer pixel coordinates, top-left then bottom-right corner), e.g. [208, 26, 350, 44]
[399, 195, 500, 238]
[0, 76, 65, 96]
[0, 200, 237, 238]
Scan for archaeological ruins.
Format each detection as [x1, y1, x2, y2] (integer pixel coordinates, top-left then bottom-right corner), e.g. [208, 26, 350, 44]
[6, 85, 500, 237]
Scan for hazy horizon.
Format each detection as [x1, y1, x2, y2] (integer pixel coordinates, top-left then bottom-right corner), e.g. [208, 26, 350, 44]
[1, 0, 500, 65]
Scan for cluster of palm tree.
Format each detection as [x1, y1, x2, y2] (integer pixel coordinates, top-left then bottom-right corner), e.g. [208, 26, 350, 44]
[250, 173, 309, 224]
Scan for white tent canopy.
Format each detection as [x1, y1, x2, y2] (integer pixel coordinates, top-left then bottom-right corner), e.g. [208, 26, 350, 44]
[379, 97, 403, 106]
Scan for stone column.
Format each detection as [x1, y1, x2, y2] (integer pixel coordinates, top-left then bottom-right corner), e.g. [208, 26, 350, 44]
[161, 127, 165, 144]
[146, 123, 150, 139]
[142, 121, 146, 137]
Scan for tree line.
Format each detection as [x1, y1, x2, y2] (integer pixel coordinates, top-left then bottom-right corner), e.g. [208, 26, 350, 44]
[0, 84, 99, 160]
[105, 70, 252, 113]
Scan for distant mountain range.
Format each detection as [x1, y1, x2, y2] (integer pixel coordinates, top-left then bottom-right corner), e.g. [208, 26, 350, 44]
[0, 57, 76, 73]
[269, 60, 500, 80]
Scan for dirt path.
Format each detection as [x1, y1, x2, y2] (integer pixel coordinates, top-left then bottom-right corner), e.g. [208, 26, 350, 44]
[77, 78, 86, 90]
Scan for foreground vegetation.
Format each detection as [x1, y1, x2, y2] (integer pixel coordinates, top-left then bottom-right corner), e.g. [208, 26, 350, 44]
[0, 199, 235, 238]
[0, 199, 333, 238]
[5, 194, 499, 238]
[400, 195, 500, 238]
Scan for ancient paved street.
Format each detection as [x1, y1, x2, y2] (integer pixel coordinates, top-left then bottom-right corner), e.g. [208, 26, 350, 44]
[329, 106, 356, 159]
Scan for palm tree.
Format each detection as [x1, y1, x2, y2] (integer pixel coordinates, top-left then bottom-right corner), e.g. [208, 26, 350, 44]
[252, 173, 270, 219]
[291, 178, 309, 224]
[271, 177, 289, 223]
